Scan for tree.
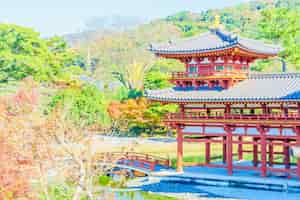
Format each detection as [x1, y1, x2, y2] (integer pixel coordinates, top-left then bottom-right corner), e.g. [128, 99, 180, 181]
[0, 77, 40, 200]
[0, 24, 83, 83]
[259, 8, 300, 68]
[1, 78, 131, 200]
[107, 98, 177, 136]
[72, 21, 181, 86]
[144, 59, 183, 90]
[0, 137, 35, 200]
[112, 61, 152, 90]
[144, 70, 171, 90]
[48, 84, 109, 127]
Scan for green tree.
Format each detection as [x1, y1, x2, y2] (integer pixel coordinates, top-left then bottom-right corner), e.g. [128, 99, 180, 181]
[259, 8, 300, 68]
[49, 84, 109, 127]
[0, 24, 83, 83]
[144, 70, 171, 90]
[144, 58, 183, 90]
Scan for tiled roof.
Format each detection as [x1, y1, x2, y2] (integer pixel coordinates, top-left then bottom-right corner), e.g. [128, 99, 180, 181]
[149, 29, 281, 55]
[145, 73, 300, 103]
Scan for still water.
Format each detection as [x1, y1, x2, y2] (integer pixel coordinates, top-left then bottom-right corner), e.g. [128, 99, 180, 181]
[140, 180, 300, 200]
[99, 181, 300, 200]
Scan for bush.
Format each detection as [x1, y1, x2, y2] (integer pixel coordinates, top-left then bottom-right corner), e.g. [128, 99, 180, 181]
[98, 175, 112, 186]
[39, 183, 74, 200]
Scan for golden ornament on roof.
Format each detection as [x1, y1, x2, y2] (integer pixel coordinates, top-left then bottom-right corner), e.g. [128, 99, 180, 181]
[213, 15, 221, 28]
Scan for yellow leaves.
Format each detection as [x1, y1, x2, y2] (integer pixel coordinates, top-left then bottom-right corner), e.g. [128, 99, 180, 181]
[124, 61, 151, 90]
[107, 101, 123, 119]
[107, 97, 155, 130]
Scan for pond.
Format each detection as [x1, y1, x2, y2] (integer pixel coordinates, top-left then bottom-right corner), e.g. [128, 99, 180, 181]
[96, 190, 176, 200]
[138, 180, 300, 200]
[95, 179, 300, 200]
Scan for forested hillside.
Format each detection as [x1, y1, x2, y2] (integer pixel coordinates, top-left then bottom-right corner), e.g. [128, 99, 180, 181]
[165, 0, 300, 37]
[67, 0, 300, 88]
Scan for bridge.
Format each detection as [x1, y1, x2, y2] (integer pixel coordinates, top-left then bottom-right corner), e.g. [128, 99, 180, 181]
[93, 152, 172, 175]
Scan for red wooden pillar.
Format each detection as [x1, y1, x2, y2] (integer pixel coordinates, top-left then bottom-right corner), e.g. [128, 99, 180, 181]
[238, 136, 243, 160]
[205, 141, 211, 164]
[207, 108, 211, 117]
[225, 125, 234, 175]
[281, 104, 288, 117]
[225, 104, 231, 115]
[258, 126, 267, 177]
[283, 140, 290, 169]
[253, 137, 258, 167]
[223, 136, 227, 163]
[268, 140, 274, 167]
[262, 103, 267, 115]
[176, 126, 184, 172]
[284, 107, 289, 117]
[184, 61, 189, 72]
[295, 126, 300, 179]
[179, 104, 185, 113]
[296, 105, 300, 178]
[208, 81, 214, 89]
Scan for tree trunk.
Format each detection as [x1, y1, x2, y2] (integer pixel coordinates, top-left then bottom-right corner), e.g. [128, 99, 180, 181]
[72, 161, 85, 200]
[39, 163, 50, 200]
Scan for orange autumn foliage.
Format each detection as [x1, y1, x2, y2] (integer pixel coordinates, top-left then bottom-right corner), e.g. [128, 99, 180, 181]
[0, 77, 39, 200]
[0, 138, 35, 200]
[108, 98, 148, 123]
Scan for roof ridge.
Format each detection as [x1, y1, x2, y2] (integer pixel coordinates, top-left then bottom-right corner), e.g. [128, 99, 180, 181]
[213, 29, 237, 43]
[249, 72, 300, 79]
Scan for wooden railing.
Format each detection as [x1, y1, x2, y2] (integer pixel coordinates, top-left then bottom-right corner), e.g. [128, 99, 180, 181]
[94, 152, 171, 170]
[165, 112, 300, 121]
[171, 71, 247, 79]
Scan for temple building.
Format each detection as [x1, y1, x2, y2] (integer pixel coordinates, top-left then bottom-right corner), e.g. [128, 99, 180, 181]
[146, 27, 300, 179]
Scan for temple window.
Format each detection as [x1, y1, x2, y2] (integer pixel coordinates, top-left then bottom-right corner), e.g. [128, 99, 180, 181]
[227, 65, 233, 71]
[242, 66, 248, 71]
[215, 65, 224, 71]
[188, 66, 198, 73]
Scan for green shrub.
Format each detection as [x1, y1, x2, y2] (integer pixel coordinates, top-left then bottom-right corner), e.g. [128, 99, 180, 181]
[98, 175, 112, 186]
[39, 183, 74, 200]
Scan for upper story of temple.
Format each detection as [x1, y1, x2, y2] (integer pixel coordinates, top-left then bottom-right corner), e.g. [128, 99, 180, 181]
[149, 28, 281, 89]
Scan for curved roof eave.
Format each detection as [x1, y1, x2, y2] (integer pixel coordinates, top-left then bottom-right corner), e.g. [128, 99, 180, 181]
[147, 97, 300, 103]
[150, 43, 280, 57]
[149, 43, 237, 55]
[236, 44, 280, 57]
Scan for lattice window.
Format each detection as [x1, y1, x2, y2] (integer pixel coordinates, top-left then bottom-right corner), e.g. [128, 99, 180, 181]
[188, 66, 198, 73]
[215, 65, 224, 71]
[227, 65, 233, 71]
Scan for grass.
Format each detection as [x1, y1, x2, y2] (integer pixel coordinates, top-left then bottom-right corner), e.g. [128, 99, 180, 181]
[124, 140, 297, 167]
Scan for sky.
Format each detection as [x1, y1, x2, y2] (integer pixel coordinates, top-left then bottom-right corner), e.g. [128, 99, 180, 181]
[1, 0, 250, 36]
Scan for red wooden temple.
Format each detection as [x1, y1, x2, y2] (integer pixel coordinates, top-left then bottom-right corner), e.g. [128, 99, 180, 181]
[146, 27, 300, 179]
